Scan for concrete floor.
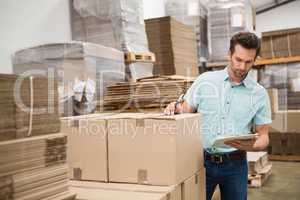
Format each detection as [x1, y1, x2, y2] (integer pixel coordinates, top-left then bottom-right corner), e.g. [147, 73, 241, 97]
[248, 161, 300, 200]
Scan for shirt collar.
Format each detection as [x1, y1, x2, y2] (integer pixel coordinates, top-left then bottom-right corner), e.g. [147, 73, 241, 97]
[222, 67, 253, 89]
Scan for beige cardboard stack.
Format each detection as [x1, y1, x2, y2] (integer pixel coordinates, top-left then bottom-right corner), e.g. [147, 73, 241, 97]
[261, 28, 300, 59]
[12, 42, 125, 116]
[247, 152, 272, 187]
[267, 88, 300, 155]
[0, 74, 60, 141]
[0, 134, 75, 200]
[102, 76, 195, 111]
[69, 173, 204, 200]
[145, 17, 199, 77]
[164, 0, 209, 62]
[71, 0, 154, 81]
[269, 110, 300, 155]
[61, 113, 205, 200]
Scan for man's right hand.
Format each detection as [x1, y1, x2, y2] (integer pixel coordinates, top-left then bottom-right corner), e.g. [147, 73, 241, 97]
[164, 102, 178, 115]
[164, 101, 195, 115]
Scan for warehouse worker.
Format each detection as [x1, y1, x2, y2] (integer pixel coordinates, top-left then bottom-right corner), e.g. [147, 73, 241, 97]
[164, 32, 271, 200]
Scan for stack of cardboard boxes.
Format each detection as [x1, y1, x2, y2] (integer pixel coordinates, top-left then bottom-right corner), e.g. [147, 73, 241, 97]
[164, 0, 209, 62]
[61, 113, 206, 200]
[0, 134, 75, 200]
[145, 17, 199, 77]
[261, 28, 300, 59]
[102, 76, 194, 111]
[0, 75, 75, 199]
[71, 0, 154, 81]
[267, 89, 300, 156]
[0, 74, 60, 141]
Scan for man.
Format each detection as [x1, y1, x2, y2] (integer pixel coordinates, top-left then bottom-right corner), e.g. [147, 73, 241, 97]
[164, 32, 272, 200]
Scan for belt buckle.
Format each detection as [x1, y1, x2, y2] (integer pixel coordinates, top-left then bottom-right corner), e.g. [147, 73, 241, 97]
[212, 155, 223, 163]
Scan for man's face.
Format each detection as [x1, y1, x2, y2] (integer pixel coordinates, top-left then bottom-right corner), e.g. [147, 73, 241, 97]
[228, 44, 257, 80]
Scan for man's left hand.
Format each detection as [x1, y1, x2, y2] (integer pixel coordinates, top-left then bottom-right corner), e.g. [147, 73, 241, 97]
[225, 138, 258, 151]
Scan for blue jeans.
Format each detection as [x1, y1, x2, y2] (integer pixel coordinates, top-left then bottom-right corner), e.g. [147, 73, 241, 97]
[204, 153, 248, 200]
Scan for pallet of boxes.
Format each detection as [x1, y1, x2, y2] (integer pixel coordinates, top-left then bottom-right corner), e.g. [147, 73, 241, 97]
[267, 88, 300, 161]
[71, 0, 155, 82]
[12, 42, 126, 117]
[247, 152, 272, 187]
[259, 28, 300, 161]
[61, 112, 206, 200]
[0, 74, 75, 200]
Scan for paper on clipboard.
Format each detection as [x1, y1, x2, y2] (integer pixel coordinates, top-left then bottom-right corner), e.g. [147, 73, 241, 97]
[212, 134, 259, 148]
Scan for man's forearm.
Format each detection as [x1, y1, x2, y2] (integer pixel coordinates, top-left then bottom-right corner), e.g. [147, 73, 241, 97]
[253, 133, 269, 151]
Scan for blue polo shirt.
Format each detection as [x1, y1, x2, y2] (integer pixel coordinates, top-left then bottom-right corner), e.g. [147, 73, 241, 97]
[184, 68, 272, 153]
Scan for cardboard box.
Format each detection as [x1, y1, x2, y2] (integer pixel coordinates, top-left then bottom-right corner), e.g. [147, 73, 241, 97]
[70, 180, 181, 200]
[270, 111, 300, 133]
[182, 169, 206, 200]
[107, 113, 203, 185]
[269, 132, 300, 155]
[61, 113, 113, 182]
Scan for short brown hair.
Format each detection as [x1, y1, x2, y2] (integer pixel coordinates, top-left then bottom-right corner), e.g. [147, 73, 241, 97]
[230, 32, 260, 58]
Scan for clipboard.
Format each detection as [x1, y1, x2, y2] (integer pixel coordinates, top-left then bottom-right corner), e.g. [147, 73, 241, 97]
[212, 134, 259, 148]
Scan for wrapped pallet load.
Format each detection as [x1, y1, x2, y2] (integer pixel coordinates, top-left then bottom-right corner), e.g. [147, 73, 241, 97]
[12, 42, 125, 116]
[260, 62, 300, 109]
[71, 0, 154, 81]
[207, 0, 253, 62]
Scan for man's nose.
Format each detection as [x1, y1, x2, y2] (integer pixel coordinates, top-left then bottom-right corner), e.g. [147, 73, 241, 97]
[239, 61, 247, 70]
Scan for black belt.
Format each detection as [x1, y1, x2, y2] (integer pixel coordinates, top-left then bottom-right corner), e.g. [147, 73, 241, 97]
[204, 150, 246, 164]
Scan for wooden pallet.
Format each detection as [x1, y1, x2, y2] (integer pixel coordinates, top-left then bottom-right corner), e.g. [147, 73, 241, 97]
[248, 164, 272, 188]
[248, 173, 271, 188]
[268, 155, 300, 162]
[125, 52, 156, 63]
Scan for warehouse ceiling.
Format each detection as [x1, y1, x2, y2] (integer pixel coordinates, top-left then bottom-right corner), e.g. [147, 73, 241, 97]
[205, 0, 297, 14]
[252, 0, 297, 14]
